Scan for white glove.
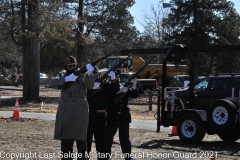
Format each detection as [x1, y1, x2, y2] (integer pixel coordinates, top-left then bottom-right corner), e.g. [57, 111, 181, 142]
[130, 78, 137, 88]
[65, 74, 78, 82]
[86, 64, 94, 73]
[108, 71, 116, 80]
[118, 86, 128, 93]
[92, 82, 101, 89]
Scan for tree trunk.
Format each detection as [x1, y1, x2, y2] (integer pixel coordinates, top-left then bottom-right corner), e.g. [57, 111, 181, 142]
[22, 36, 40, 101]
[22, 0, 40, 101]
[77, 0, 84, 67]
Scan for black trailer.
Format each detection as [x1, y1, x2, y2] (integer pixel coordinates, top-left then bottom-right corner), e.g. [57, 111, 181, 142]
[121, 44, 240, 143]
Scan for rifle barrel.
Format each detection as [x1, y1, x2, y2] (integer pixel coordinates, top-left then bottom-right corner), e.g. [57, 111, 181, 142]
[90, 53, 132, 97]
[113, 54, 157, 103]
[96, 53, 132, 83]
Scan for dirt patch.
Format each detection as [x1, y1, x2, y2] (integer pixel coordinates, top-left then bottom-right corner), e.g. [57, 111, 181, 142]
[1, 88, 240, 159]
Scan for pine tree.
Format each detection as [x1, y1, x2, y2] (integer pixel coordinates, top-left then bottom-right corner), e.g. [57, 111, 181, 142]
[163, 0, 240, 75]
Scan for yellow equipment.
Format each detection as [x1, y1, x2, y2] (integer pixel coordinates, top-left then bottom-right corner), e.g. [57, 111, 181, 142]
[104, 55, 188, 87]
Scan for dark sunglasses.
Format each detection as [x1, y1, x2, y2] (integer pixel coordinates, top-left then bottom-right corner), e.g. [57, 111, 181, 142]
[67, 64, 77, 68]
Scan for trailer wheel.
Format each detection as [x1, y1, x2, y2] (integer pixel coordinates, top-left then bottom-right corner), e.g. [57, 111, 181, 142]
[218, 125, 240, 142]
[168, 78, 179, 87]
[208, 99, 238, 132]
[177, 113, 206, 143]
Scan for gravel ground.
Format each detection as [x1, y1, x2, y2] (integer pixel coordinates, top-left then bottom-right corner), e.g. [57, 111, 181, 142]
[0, 88, 240, 160]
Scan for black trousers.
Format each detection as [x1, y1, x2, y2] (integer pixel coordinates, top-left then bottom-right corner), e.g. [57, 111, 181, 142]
[61, 139, 88, 160]
[87, 116, 108, 160]
[106, 116, 132, 160]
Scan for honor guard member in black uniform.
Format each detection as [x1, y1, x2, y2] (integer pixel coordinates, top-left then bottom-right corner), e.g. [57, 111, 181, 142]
[106, 75, 138, 160]
[86, 67, 120, 159]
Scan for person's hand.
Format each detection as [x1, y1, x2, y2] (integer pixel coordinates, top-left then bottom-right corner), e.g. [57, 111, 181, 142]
[118, 86, 128, 93]
[108, 71, 116, 80]
[92, 82, 101, 89]
[130, 78, 137, 88]
[65, 74, 78, 82]
[86, 64, 94, 73]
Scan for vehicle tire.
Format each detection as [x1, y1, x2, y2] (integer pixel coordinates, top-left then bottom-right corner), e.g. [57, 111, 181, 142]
[229, 100, 240, 110]
[218, 125, 240, 142]
[168, 78, 179, 87]
[177, 113, 206, 143]
[208, 99, 238, 132]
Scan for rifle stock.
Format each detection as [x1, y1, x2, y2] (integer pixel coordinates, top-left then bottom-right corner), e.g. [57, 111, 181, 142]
[113, 54, 157, 104]
[62, 52, 113, 90]
[90, 53, 132, 97]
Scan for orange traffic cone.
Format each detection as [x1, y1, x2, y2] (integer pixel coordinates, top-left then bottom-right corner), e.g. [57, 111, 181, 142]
[169, 126, 178, 136]
[12, 99, 20, 118]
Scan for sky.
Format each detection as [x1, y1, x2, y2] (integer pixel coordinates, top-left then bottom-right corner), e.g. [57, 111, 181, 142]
[129, 0, 240, 32]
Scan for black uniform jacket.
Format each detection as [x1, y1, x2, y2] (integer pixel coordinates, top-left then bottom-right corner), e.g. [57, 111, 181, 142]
[107, 87, 139, 124]
[87, 78, 120, 117]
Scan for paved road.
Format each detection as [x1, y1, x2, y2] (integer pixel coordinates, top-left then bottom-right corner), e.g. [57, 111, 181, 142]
[0, 85, 170, 131]
[0, 111, 171, 131]
[0, 85, 23, 90]
[0, 85, 50, 91]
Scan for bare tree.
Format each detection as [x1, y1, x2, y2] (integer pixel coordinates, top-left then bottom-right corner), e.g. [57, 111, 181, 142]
[59, 0, 135, 66]
[137, 2, 170, 47]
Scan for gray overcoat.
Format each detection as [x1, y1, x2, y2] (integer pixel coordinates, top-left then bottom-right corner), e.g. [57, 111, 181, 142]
[50, 74, 94, 140]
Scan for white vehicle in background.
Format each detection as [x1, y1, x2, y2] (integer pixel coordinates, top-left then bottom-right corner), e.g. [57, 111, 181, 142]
[174, 75, 190, 88]
[40, 73, 49, 84]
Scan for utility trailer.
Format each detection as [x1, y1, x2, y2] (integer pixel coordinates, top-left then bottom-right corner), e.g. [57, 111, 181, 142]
[121, 44, 240, 143]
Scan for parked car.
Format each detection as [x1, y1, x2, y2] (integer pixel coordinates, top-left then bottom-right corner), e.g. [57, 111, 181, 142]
[174, 75, 190, 87]
[166, 74, 240, 111]
[40, 73, 49, 84]
[9, 74, 23, 84]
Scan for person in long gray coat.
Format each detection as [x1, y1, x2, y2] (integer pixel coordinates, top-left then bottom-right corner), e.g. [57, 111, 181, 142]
[50, 56, 94, 160]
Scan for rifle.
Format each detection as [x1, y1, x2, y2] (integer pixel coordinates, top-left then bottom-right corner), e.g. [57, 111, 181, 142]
[113, 54, 157, 104]
[89, 53, 132, 97]
[62, 52, 113, 90]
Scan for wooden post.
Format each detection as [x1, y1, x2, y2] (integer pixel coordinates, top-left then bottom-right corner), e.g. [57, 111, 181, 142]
[148, 90, 152, 111]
